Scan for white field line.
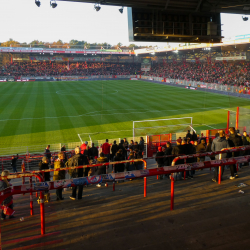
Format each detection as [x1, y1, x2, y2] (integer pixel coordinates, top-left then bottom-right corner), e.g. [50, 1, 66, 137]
[56, 89, 119, 96]
[201, 124, 217, 129]
[0, 107, 226, 122]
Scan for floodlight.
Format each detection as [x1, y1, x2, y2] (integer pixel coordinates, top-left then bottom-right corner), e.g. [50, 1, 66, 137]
[242, 16, 248, 21]
[35, 0, 41, 7]
[119, 7, 123, 14]
[94, 4, 101, 11]
[50, 1, 57, 8]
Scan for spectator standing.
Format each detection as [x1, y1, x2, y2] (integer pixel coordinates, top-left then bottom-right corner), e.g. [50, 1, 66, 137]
[44, 145, 51, 164]
[38, 157, 51, 202]
[102, 139, 111, 161]
[139, 137, 145, 152]
[155, 147, 164, 179]
[211, 130, 229, 182]
[53, 152, 66, 201]
[164, 142, 173, 166]
[11, 154, 18, 173]
[0, 170, 15, 220]
[80, 141, 88, 155]
[114, 149, 125, 173]
[67, 147, 89, 200]
[196, 139, 206, 162]
[228, 127, 243, 179]
[111, 140, 119, 161]
[89, 143, 98, 160]
[95, 152, 108, 175]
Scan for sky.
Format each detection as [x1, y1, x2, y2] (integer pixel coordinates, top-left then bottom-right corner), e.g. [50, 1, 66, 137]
[0, 0, 250, 46]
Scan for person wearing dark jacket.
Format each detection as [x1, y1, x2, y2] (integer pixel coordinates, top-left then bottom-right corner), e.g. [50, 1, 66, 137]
[211, 130, 229, 182]
[139, 137, 145, 152]
[39, 157, 51, 202]
[164, 142, 173, 166]
[111, 140, 119, 161]
[11, 154, 18, 173]
[155, 147, 165, 179]
[118, 140, 127, 160]
[186, 130, 192, 140]
[114, 149, 125, 173]
[95, 153, 108, 175]
[228, 127, 243, 179]
[88, 143, 98, 160]
[44, 145, 51, 164]
[53, 152, 66, 201]
[67, 147, 89, 200]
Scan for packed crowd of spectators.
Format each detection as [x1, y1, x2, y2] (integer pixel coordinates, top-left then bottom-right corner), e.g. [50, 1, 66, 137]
[0, 62, 141, 77]
[1, 60, 250, 86]
[147, 61, 250, 86]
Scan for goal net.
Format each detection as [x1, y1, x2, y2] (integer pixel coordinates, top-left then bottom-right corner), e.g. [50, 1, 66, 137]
[229, 107, 250, 134]
[133, 117, 193, 138]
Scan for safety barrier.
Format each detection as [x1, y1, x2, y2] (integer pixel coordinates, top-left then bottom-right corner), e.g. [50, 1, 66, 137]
[171, 145, 250, 183]
[0, 154, 249, 249]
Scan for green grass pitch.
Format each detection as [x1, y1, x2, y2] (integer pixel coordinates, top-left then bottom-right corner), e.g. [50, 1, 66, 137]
[0, 79, 249, 149]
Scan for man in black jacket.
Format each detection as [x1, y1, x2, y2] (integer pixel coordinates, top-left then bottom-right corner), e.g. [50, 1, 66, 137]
[67, 147, 89, 200]
[211, 130, 229, 182]
[155, 147, 165, 179]
[228, 127, 243, 179]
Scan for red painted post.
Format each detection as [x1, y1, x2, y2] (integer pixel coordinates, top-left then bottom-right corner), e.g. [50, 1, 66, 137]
[30, 177, 33, 216]
[106, 165, 108, 174]
[236, 106, 239, 130]
[40, 191, 45, 235]
[184, 171, 186, 180]
[226, 111, 230, 134]
[22, 160, 25, 196]
[157, 175, 159, 180]
[113, 181, 115, 191]
[218, 166, 221, 184]
[170, 174, 174, 210]
[144, 177, 147, 198]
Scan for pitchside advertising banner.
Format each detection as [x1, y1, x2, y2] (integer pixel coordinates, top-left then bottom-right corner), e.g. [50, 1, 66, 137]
[13, 56, 106, 62]
[141, 58, 151, 72]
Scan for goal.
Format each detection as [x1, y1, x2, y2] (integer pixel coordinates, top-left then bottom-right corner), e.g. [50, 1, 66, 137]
[133, 117, 193, 138]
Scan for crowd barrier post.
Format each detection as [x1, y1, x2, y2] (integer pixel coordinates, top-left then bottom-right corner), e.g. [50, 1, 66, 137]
[29, 177, 33, 216]
[106, 165, 108, 174]
[21, 160, 25, 196]
[170, 174, 175, 211]
[113, 181, 115, 191]
[143, 160, 147, 198]
[40, 191, 45, 235]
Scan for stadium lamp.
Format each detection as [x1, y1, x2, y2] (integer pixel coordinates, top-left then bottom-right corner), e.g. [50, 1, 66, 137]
[119, 7, 124, 14]
[94, 4, 101, 11]
[50, 1, 57, 8]
[35, 0, 41, 7]
[242, 16, 249, 21]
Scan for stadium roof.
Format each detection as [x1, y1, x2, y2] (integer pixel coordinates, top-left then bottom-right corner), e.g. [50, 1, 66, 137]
[59, 0, 250, 14]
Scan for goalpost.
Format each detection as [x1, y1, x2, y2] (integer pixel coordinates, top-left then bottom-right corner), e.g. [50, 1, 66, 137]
[133, 117, 193, 138]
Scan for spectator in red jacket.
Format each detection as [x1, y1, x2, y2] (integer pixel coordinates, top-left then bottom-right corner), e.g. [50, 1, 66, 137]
[102, 139, 111, 161]
[80, 141, 88, 155]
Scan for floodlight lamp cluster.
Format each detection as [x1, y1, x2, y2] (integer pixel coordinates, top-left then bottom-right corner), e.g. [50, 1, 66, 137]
[119, 7, 124, 14]
[242, 16, 249, 21]
[94, 4, 101, 11]
[35, 0, 57, 8]
[50, 1, 57, 8]
[35, 0, 41, 7]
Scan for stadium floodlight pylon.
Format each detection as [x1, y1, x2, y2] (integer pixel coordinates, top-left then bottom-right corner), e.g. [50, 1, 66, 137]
[133, 117, 193, 139]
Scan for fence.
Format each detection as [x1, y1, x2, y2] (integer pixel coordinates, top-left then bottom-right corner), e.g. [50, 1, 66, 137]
[0, 148, 249, 249]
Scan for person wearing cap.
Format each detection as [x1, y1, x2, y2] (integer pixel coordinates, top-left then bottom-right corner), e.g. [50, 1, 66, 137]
[44, 145, 51, 164]
[38, 157, 51, 202]
[155, 146, 165, 179]
[80, 141, 88, 155]
[0, 170, 15, 220]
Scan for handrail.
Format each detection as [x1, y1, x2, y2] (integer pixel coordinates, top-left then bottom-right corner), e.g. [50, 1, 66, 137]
[171, 145, 250, 166]
[0, 154, 248, 249]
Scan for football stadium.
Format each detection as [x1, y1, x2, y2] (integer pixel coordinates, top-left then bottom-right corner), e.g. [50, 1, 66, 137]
[1, 0, 250, 249]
